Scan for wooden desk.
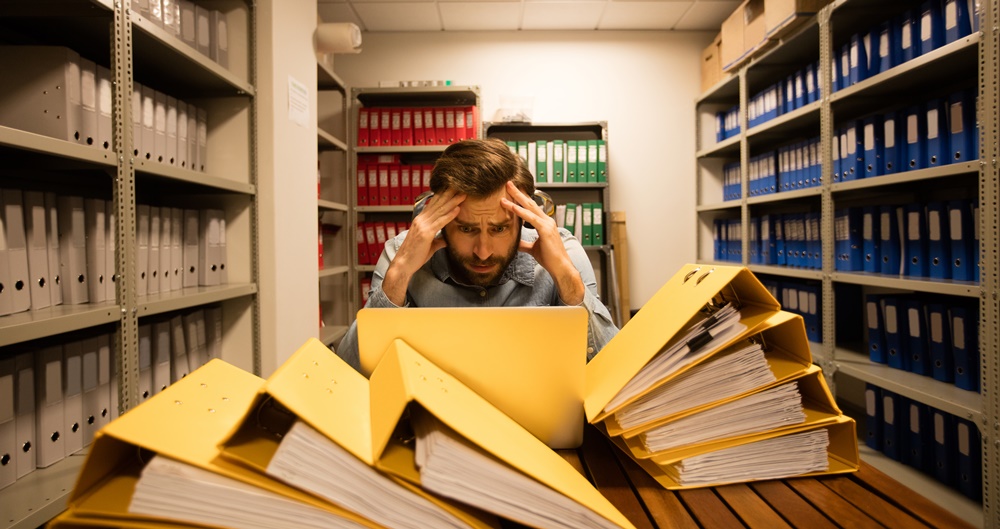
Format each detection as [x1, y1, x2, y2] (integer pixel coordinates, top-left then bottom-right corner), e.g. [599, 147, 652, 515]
[554, 427, 977, 529]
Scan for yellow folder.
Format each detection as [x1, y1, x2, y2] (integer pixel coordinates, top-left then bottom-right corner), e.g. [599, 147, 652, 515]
[217, 338, 498, 529]
[617, 364, 843, 461]
[60, 359, 377, 528]
[586, 264, 781, 423]
[602, 310, 815, 437]
[48, 510, 204, 528]
[608, 414, 859, 490]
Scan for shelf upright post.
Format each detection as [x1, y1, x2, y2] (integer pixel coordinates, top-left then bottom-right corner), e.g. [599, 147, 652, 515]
[738, 66, 749, 267]
[818, 3, 837, 389]
[248, 1, 262, 376]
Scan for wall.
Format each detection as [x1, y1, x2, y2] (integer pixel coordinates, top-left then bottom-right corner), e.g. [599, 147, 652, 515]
[257, 0, 320, 375]
[333, 30, 710, 310]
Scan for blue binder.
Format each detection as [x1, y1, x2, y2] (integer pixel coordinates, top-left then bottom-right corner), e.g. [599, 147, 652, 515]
[926, 201, 952, 279]
[849, 32, 869, 85]
[794, 70, 806, 108]
[840, 43, 852, 88]
[925, 98, 948, 168]
[785, 74, 797, 112]
[842, 120, 863, 181]
[714, 219, 724, 261]
[809, 138, 822, 186]
[862, 206, 881, 273]
[775, 215, 786, 266]
[872, 20, 898, 75]
[716, 112, 726, 143]
[926, 302, 954, 382]
[761, 214, 777, 265]
[807, 62, 819, 104]
[899, 10, 918, 63]
[904, 400, 933, 472]
[882, 110, 902, 174]
[832, 127, 844, 182]
[867, 294, 888, 363]
[883, 296, 910, 370]
[931, 408, 957, 486]
[807, 212, 822, 270]
[830, 54, 840, 93]
[802, 282, 821, 342]
[955, 416, 982, 501]
[881, 389, 908, 461]
[903, 297, 930, 376]
[948, 89, 977, 163]
[918, 0, 945, 56]
[947, 199, 975, 281]
[904, 202, 928, 277]
[951, 303, 979, 392]
[944, 0, 972, 44]
[863, 115, 884, 178]
[973, 200, 980, 282]
[904, 104, 926, 171]
[879, 205, 902, 275]
[865, 384, 883, 451]
[836, 207, 863, 271]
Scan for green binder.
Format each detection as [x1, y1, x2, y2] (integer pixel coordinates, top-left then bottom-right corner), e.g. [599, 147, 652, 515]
[552, 140, 565, 183]
[581, 203, 594, 246]
[597, 140, 607, 182]
[566, 141, 578, 183]
[592, 202, 604, 246]
[536, 140, 548, 183]
[564, 202, 578, 237]
[586, 140, 598, 183]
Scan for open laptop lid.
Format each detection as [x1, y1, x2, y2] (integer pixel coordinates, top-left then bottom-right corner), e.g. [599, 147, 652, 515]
[357, 306, 588, 449]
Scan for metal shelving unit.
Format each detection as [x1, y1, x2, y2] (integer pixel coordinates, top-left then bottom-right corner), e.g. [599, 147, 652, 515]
[0, 1, 259, 527]
[693, 1, 998, 524]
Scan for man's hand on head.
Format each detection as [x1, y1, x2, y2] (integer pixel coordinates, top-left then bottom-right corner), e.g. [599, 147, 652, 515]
[500, 181, 585, 306]
[382, 189, 465, 305]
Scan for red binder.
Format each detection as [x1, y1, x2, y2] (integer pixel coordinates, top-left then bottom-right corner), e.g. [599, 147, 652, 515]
[356, 162, 369, 206]
[367, 108, 381, 147]
[378, 164, 391, 205]
[317, 221, 324, 269]
[388, 164, 401, 205]
[466, 105, 479, 139]
[363, 222, 376, 265]
[379, 107, 391, 145]
[374, 221, 388, 259]
[445, 107, 457, 144]
[385, 222, 398, 241]
[401, 108, 413, 145]
[455, 107, 467, 141]
[421, 164, 433, 195]
[367, 164, 379, 208]
[400, 164, 412, 205]
[360, 277, 371, 306]
[413, 107, 425, 145]
[390, 108, 402, 146]
[423, 107, 436, 145]
[357, 107, 369, 146]
[434, 107, 447, 144]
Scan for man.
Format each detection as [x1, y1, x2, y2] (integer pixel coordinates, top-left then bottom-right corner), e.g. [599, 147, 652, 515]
[337, 138, 618, 371]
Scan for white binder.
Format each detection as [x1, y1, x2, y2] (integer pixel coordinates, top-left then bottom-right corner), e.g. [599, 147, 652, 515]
[14, 352, 36, 478]
[152, 320, 172, 394]
[44, 192, 63, 307]
[0, 357, 16, 489]
[80, 337, 102, 445]
[170, 314, 190, 382]
[162, 0, 180, 36]
[79, 57, 98, 148]
[170, 207, 184, 291]
[62, 340, 84, 455]
[105, 200, 117, 302]
[0, 46, 82, 144]
[148, 0, 164, 26]
[187, 102, 199, 171]
[210, 9, 229, 68]
[108, 332, 120, 422]
[165, 95, 178, 166]
[195, 5, 212, 57]
[3, 189, 31, 314]
[57, 196, 89, 304]
[35, 345, 65, 468]
[136, 204, 150, 296]
[182, 208, 200, 287]
[218, 213, 227, 284]
[95, 333, 112, 432]
[196, 106, 208, 171]
[96, 64, 113, 151]
[205, 305, 223, 360]
[23, 191, 52, 311]
[183, 309, 207, 372]
[132, 82, 143, 159]
[159, 207, 172, 293]
[177, 101, 189, 170]
[153, 90, 167, 164]
[198, 209, 221, 286]
[84, 198, 106, 304]
[148, 206, 161, 295]
[141, 85, 155, 162]
[0, 191, 10, 317]
[138, 323, 154, 402]
[179, 0, 197, 49]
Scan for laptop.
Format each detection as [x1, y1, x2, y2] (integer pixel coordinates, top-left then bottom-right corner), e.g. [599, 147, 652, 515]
[357, 306, 588, 449]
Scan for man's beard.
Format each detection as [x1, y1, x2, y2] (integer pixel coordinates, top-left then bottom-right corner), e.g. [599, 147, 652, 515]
[442, 231, 519, 287]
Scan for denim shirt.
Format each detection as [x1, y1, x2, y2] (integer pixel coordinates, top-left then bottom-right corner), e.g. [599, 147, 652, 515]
[336, 226, 619, 372]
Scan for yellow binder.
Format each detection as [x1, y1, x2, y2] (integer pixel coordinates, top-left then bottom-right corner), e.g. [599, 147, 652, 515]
[60, 359, 377, 528]
[586, 264, 782, 423]
[217, 338, 498, 529]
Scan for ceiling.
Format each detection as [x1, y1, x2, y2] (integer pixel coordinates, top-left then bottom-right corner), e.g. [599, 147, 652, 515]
[317, 0, 740, 32]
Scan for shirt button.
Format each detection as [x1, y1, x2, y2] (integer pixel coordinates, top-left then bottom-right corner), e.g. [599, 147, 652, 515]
[587, 347, 594, 355]
[479, 290, 486, 297]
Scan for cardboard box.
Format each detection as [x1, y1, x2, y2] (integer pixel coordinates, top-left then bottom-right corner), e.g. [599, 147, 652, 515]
[743, 0, 768, 54]
[701, 33, 723, 93]
[720, 4, 747, 71]
[765, 0, 829, 41]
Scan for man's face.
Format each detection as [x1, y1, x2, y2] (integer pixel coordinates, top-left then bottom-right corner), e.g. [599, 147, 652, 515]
[441, 188, 520, 286]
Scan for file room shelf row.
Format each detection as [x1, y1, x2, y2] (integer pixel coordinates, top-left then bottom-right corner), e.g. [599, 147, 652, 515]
[693, 0, 997, 524]
[0, 1, 260, 528]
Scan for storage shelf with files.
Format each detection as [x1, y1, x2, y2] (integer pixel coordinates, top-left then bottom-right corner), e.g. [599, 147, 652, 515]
[318, 199, 349, 212]
[836, 347, 981, 424]
[0, 453, 87, 529]
[317, 60, 346, 93]
[746, 186, 821, 205]
[0, 302, 120, 348]
[745, 101, 821, 143]
[829, 162, 980, 196]
[830, 272, 980, 298]
[748, 265, 824, 282]
[136, 283, 258, 318]
[0, 125, 116, 169]
[357, 205, 415, 214]
[745, 17, 820, 85]
[356, 145, 448, 154]
[696, 200, 740, 213]
[319, 127, 348, 152]
[134, 161, 257, 195]
[696, 134, 740, 159]
[697, 73, 739, 105]
[319, 265, 350, 278]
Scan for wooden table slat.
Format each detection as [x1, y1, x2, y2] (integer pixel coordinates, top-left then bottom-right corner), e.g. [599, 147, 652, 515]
[786, 478, 884, 529]
[611, 449, 702, 529]
[579, 428, 658, 529]
[749, 480, 839, 529]
[676, 488, 746, 528]
[849, 462, 978, 529]
[714, 483, 793, 529]
[819, 476, 932, 529]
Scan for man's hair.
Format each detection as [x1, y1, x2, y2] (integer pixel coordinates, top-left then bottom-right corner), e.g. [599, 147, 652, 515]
[429, 138, 535, 198]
